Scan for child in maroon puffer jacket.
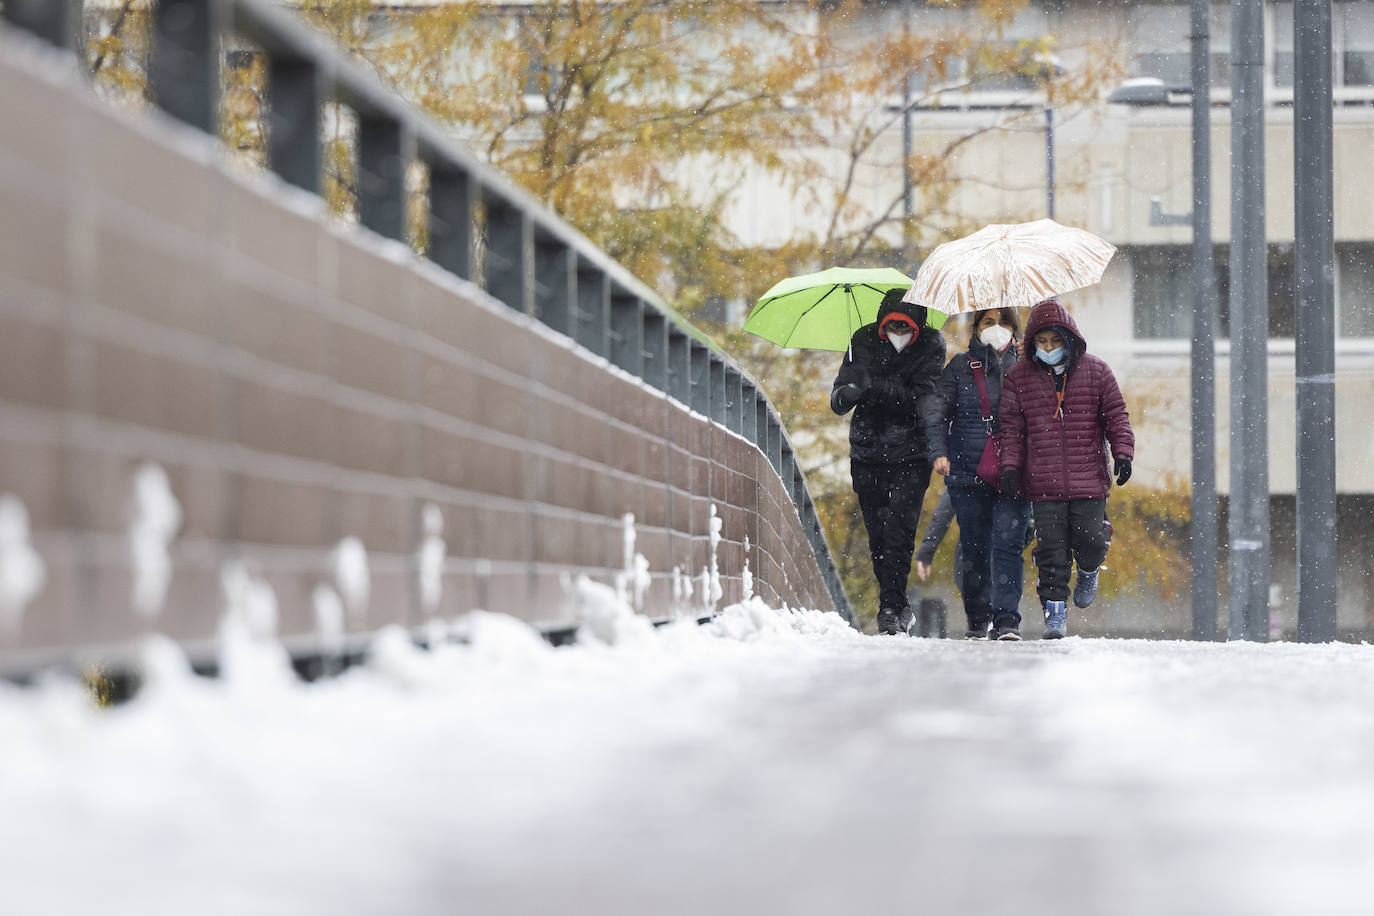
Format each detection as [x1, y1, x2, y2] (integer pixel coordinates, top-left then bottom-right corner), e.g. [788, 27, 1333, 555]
[997, 298, 1134, 639]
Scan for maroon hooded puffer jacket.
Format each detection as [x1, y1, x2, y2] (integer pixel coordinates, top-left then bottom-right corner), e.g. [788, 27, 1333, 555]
[998, 299, 1134, 501]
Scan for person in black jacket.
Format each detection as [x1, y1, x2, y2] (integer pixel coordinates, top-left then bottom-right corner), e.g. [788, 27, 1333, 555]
[831, 289, 946, 635]
[922, 307, 1032, 641]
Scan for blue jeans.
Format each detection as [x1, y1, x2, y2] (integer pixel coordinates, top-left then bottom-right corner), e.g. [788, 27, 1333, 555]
[947, 483, 1031, 629]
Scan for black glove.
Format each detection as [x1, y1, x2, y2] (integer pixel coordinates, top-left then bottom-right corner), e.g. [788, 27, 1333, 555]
[1114, 457, 1132, 487]
[830, 383, 862, 414]
[1000, 470, 1019, 496]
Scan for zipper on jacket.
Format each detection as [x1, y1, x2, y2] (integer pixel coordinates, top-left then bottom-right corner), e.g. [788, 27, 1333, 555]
[1056, 368, 1070, 494]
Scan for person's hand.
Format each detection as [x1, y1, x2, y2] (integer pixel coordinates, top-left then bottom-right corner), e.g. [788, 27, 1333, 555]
[933, 456, 950, 476]
[1000, 470, 1019, 496]
[830, 383, 862, 414]
[916, 561, 931, 582]
[1114, 457, 1132, 487]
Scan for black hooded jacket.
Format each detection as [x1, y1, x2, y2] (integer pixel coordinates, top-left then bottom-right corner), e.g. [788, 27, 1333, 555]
[830, 297, 946, 464]
[921, 335, 1020, 486]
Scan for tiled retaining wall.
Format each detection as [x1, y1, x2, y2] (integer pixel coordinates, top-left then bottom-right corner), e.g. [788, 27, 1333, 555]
[0, 34, 837, 673]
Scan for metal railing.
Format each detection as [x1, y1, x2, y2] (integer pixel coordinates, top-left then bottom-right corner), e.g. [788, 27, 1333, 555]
[1, 0, 851, 621]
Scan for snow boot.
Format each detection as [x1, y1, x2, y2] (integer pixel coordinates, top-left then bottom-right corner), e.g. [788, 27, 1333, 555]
[1073, 567, 1100, 609]
[993, 624, 1022, 641]
[1042, 600, 1068, 639]
[876, 607, 910, 636]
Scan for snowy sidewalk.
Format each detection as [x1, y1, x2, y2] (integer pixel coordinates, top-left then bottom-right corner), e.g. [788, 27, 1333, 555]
[3, 600, 1373, 916]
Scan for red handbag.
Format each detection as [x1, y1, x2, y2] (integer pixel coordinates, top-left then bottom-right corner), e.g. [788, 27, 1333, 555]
[970, 359, 1001, 487]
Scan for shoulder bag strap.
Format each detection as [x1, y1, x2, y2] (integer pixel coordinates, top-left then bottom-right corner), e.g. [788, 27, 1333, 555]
[969, 359, 994, 432]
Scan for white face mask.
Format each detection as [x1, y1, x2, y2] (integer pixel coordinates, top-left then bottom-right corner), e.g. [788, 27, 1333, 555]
[979, 325, 1013, 352]
[888, 330, 914, 352]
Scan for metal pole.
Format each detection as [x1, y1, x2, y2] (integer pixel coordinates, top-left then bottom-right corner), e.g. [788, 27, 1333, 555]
[901, 0, 913, 260]
[1227, 0, 1270, 641]
[1294, 0, 1338, 642]
[1045, 106, 1056, 220]
[1190, 0, 1218, 641]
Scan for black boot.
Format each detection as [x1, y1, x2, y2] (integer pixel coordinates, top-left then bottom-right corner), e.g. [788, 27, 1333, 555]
[876, 607, 911, 636]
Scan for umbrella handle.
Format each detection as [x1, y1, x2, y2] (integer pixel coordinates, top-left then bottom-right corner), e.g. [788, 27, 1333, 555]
[848, 289, 856, 361]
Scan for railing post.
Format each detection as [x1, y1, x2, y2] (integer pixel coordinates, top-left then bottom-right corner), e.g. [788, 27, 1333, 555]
[708, 356, 726, 425]
[486, 195, 533, 314]
[780, 442, 797, 504]
[151, 0, 219, 134]
[610, 288, 644, 377]
[428, 164, 478, 281]
[576, 266, 610, 357]
[723, 367, 743, 434]
[755, 394, 769, 455]
[266, 55, 322, 194]
[3, 0, 81, 50]
[689, 341, 710, 416]
[642, 309, 668, 392]
[741, 381, 758, 441]
[358, 114, 407, 242]
[668, 328, 691, 404]
[533, 233, 575, 337]
[767, 413, 782, 474]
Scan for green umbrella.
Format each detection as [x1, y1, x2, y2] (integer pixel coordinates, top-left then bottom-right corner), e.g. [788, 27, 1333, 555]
[744, 266, 947, 352]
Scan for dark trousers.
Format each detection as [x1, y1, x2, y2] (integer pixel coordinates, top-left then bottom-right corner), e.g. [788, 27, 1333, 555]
[947, 483, 1031, 629]
[852, 459, 932, 613]
[1031, 498, 1111, 606]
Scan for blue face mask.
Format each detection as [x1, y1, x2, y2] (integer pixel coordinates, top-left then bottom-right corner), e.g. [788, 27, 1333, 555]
[1036, 345, 1066, 366]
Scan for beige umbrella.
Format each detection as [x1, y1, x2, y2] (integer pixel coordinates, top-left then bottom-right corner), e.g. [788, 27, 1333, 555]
[903, 218, 1117, 319]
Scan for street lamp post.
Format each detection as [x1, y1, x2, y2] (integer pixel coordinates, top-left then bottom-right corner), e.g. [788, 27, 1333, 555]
[1045, 106, 1055, 220]
[1189, 0, 1218, 641]
[1228, 0, 1270, 642]
[1107, 66, 1219, 642]
[1294, 0, 1337, 642]
[901, 0, 914, 265]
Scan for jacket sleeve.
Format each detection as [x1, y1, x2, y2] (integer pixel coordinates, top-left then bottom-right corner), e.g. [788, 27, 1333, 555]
[998, 370, 1027, 474]
[915, 489, 955, 564]
[1098, 362, 1135, 460]
[921, 357, 959, 461]
[830, 345, 865, 415]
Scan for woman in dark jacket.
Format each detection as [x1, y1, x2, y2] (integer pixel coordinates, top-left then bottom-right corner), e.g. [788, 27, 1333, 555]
[831, 289, 946, 635]
[922, 307, 1031, 640]
[998, 298, 1134, 639]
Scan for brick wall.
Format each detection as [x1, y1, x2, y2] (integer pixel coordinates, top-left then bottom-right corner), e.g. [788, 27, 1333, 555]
[0, 37, 836, 673]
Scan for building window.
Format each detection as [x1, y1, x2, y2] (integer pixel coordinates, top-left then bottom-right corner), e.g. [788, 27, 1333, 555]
[1130, 246, 1231, 340]
[1267, 246, 1296, 338]
[1139, 244, 1374, 340]
[1127, 3, 1231, 89]
[1338, 244, 1374, 337]
[1273, 2, 1295, 88]
[1342, 3, 1374, 86]
[1128, 4, 1189, 88]
[1130, 244, 1302, 340]
[1133, 246, 1194, 339]
[1277, 3, 1374, 91]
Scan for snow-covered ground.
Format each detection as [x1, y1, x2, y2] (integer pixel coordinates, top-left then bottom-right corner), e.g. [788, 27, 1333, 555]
[3, 594, 1374, 916]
